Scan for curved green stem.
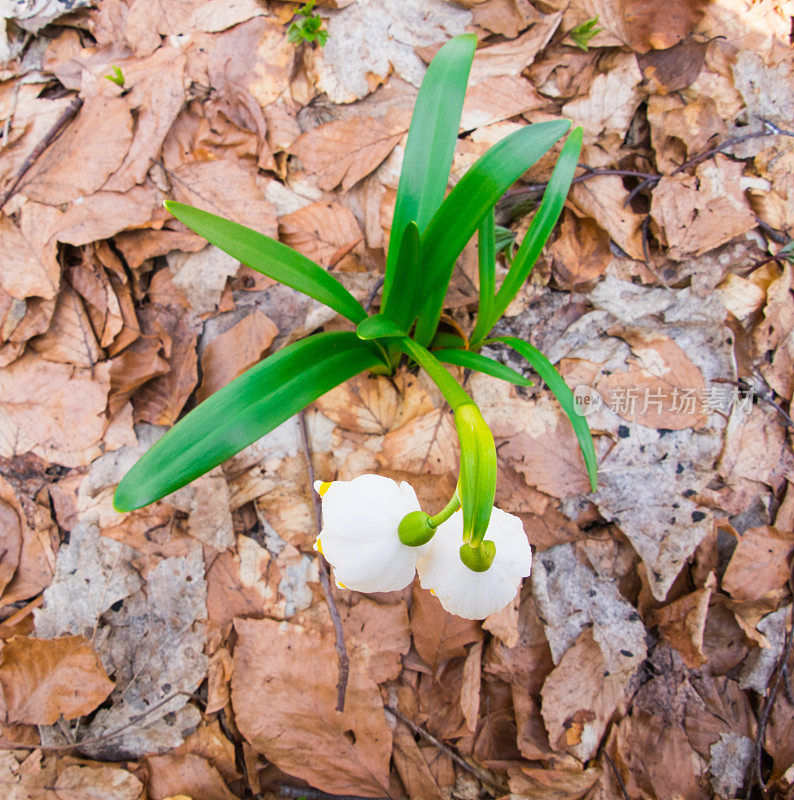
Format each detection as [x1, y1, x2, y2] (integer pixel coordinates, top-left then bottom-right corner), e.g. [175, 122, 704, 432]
[429, 493, 461, 528]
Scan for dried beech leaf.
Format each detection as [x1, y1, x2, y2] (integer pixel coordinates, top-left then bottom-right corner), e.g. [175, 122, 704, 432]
[0, 635, 113, 725]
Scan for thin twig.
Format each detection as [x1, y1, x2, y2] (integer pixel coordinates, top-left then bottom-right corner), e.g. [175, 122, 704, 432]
[384, 704, 501, 794]
[0, 95, 83, 211]
[603, 752, 631, 800]
[299, 410, 350, 713]
[712, 377, 794, 429]
[364, 276, 384, 312]
[277, 785, 390, 800]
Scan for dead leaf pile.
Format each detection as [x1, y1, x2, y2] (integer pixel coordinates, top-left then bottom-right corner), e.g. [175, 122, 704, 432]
[0, 0, 793, 798]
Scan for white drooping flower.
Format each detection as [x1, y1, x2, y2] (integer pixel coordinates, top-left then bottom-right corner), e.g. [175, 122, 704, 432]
[314, 474, 427, 592]
[417, 507, 532, 619]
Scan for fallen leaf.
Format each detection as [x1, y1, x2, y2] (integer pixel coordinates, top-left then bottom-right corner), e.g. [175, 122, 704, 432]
[651, 155, 757, 260]
[392, 722, 446, 800]
[471, 0, 543, 38]
[232, 617, 392, 797]
[461, 75, 545, 131]
[309, 0, 471, 103]
[739, 604, 791, 694]
[637, 38, 710, 95]
[507, 764, 601, 800]
[709, 733, 754, 799]
[290, 117, 405, 192]
[0, 476, 24, 598]
[278, 201, 364, 267]
[722, 526, 794, 602]
[172, 468, 235, 551]
[0, 356, 110, 467]
[541, 628, 627, 761]
[411, 586, 483, 669]
[378, 408, 459, 476]
[0, 214, 59, 302]
[146, 753, 238, 800]
[460, 640, 482, 732]
[551, 210, 611, 289]
[0, 635, 113, 725]
[197, 310, 277, 402]
[21, 94, 133, 205]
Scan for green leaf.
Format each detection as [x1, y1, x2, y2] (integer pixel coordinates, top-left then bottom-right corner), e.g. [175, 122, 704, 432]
[476, 127, 582, 342]
[494, 335, 597, 491]
[381, 221, 421, 330]
[165, 201, 366, 324]
[356, 314, 407, 340]
[430, 332, 466, 349]
[414, 119, 571, 345]
[433, 349, 532, 387]
[475, 208, 496, 335]
[395, 338, 472, 411]
[113, 332, 381, 511]
[381, 34, 476, 311]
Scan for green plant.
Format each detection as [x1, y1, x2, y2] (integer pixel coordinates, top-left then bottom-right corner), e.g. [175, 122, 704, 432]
[114, 35, 596, 617]
[567, 16, 601, 51]
[104, 65, 125, 88]
[287, 0, 329, 46]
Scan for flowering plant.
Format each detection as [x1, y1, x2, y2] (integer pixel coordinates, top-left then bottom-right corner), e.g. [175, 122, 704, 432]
[113, 34, 596, 618]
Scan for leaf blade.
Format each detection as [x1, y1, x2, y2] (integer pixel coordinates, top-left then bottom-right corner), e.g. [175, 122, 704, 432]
[382, 34, 477, 310]
[114, 332, 381, 510]
[494, 335, 597, 491]
[165, 201, 367, 324]
[414, 119, 571, 345]
[433, 349, 532, 387]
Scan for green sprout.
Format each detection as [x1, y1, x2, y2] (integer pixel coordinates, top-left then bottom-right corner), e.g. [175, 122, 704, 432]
[287, 0, 329, 46]
[567, 16, 601, 51]
[778, 241, 794, 263]
[113, 35, 597, 561]
[104, 65, 125, 88]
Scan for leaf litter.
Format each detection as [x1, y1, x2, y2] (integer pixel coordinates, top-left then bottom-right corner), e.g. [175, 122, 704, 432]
[0, 0, 793, 797]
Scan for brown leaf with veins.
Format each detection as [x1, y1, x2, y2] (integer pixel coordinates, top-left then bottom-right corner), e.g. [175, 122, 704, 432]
[0, 476, 23, 598]
[0, 635, 113, 725]
[379, 408, 459, 476]
[411, 586, 483, 669]
[279, 202, 364, 268]
[0, 214, 59, 302]
[722, 526, 794, 602]
[551, 209, 611, 289]
[232, 617, 392, 797]
[392, 722, 446, 800]
[651, 155, 756, 260]
[0, 356, 110, 467]
[460, 75, 545, 130]
[146, 753, 238, 800]
[20, 94, 133, 205]
[197, 310, 277, 402]
[290, 116, 405, 192]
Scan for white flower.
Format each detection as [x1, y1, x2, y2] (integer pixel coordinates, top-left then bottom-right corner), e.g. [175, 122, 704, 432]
[417, 507, 532, 619]
[314, 474, 427, 592]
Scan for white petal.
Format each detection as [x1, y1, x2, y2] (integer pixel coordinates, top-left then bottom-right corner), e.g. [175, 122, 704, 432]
[317, 474, 423, 593]
[417, 508, 532, 619]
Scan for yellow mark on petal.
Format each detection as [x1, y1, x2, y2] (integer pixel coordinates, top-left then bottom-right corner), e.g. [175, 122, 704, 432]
[335, 579, 348, 589]
[430, 589, 436, 596]
[317, 481, 332, 497]
[315, 537, 323, 555]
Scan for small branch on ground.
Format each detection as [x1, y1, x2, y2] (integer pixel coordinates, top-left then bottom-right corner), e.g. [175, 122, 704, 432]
[384, 704, 502, 794]
[299, 410, 350, 713]
[603, 752, 631, 800]
[0, 95, 83, 211]
[277, 785, 389, 800]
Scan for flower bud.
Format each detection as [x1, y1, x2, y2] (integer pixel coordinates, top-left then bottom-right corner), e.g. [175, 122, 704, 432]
[459, 540, 496, 572]
[398, 510, 436, 547]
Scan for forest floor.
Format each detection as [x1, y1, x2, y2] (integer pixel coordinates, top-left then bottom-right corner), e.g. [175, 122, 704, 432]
[0, 1, 793, 799]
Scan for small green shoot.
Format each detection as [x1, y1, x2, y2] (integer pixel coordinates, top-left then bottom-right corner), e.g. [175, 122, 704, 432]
[287, 0, 329, 46]
[104, 65, 125, 88]
[494, 224, 517, 262]
[567, 16, 601, 51]
[778, 241, 794, 264]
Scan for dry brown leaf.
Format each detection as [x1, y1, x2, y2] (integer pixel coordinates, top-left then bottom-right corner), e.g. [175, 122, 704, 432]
[651, 156, 756, 260]
[232, 617, 392, 797]
[309, 0, 471, 103]
[315, 370, 434, 436]
[278, 201, 364, 267]
[197, 310, 277, 402]
[378, 408, 459, 476]
[569, 169, 645, 261]
[133, 304, 199, 427]
[290, 117, 405, 192]
[172, 468, 235, 551]
[562, 51, 643, 146]
[551, 210, 611, 289]
[109, 334, 170, 417]
[21, 94, 133, 205]
[460, 75, 545, 130]
[0, 356, 110, 467]
[55, 763, 144, 800]
[469, 13, 562, 82]
[460, 640, 482, 732]
[637, 38, 710, 95]
[507, 764, 601, 799]
[170, 159, 277, 239]
[411, 586, 483, 669]
[754, 264, 794, 400]
[392, 722, 446, 800]
[146, 753, 237, 800]
[471, 0, 542, 37]
[541, 628, 627, 761]
[0, 214, 59, 302]
[0, 476, 24, 598]
[722, 526, 794, 602]
[646, 578, 714, 668]
[0, 635, 113, 725]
